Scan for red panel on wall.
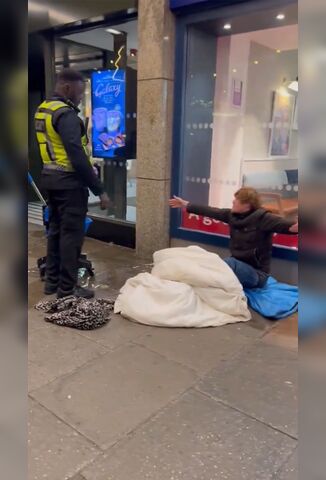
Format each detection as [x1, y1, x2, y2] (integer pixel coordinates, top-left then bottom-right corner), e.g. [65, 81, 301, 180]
[181, 211, 298, 249]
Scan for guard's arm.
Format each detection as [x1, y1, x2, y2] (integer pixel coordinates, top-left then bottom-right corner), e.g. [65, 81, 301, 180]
[56, 110, 104, 196]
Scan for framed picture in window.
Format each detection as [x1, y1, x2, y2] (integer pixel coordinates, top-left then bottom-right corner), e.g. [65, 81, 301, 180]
[231, 78, 243, 108]
[269, 90, 295, 157]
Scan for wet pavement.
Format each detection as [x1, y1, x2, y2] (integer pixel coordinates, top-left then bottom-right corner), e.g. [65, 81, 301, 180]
[28, 224, 298, 480]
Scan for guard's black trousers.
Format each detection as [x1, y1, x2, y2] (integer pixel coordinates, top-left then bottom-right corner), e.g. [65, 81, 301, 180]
[45, 188, 88, 296]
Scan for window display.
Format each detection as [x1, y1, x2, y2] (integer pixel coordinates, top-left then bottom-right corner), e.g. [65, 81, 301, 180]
[175, 2, 298, 251]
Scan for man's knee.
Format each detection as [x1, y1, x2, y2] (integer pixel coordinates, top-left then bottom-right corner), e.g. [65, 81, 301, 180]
[224, 257, 237, 271]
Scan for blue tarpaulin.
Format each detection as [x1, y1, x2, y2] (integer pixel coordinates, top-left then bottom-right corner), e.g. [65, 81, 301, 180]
[245, 277, 298, 320]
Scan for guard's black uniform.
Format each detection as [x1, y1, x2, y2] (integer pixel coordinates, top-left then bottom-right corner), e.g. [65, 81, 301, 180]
[35, 96, 104, 296]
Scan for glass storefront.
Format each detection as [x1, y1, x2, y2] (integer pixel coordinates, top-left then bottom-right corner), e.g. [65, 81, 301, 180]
[54, 19, 138, 224]
[172, 1, 298, 253]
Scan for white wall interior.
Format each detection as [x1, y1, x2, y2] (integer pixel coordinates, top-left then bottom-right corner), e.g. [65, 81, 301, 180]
[208, 24, 298, 208]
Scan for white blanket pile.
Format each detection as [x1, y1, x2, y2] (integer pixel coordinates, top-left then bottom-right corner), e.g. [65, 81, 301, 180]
[114, 246, 251, 328]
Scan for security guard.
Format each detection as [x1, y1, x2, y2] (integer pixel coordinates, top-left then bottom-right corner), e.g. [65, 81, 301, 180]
[35, 68, 110, 299]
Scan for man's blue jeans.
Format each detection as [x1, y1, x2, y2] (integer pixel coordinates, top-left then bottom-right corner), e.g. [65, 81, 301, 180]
[224, 257, 262, 289]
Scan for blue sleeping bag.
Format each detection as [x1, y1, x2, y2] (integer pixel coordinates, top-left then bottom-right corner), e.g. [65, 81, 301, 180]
[245, 277, 298, 320]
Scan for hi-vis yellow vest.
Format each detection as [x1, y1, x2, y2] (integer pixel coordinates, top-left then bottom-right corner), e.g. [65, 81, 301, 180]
[34, 100, 89, 172]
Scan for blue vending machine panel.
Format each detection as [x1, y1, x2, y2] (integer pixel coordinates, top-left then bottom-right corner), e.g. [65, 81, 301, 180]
[91, 69, 126, 159]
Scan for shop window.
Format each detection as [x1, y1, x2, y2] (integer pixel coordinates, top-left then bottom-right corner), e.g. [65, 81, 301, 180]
[177, 3, 298, 250]
[55, 19, 138, 224]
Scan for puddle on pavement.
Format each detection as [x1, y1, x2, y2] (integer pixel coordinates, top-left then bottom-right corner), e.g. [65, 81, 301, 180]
[28, 267, 41, 277]
[78, 263, 152, 291]
[28, 261, 152, 293]
[131, 263, 153, 269]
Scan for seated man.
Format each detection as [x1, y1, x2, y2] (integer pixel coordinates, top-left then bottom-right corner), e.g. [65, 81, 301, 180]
[169, 187, 298, 289]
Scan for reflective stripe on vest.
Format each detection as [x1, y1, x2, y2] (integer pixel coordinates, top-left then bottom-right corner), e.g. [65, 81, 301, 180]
[35, 100, 90, 173]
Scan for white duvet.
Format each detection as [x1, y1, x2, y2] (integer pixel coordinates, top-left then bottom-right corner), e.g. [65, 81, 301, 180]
[114, 246, 251, 328]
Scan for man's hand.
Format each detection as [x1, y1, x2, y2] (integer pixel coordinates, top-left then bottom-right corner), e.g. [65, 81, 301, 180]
[99, 192, 110, 210]
[169, 196, 189, 209]
[289, 222, 298, 233]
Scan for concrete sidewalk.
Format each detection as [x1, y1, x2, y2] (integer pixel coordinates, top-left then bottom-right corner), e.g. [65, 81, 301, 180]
[28, 224, 298, 480]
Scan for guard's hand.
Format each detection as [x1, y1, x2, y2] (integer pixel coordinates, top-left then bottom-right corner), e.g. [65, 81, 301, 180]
[99, 192, 110, 210]
[169, 195, 189, 209]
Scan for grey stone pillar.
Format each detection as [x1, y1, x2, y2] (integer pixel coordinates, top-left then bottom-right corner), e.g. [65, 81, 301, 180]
[136, 0, 175, 257]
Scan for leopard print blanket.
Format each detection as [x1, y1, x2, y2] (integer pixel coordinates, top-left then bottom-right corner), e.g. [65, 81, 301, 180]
[35, 296, 114, 330]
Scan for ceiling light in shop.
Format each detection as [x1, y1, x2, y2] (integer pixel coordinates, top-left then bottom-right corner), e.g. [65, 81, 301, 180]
[90, 16, 105, 23]
[232, 69, 237, 73]
[253, 60, 259, 65]
[223, 23, 231, 30]
[106, 28, 122, 35]
[278, 86, 290, 96]
[276, 49, 281, 54]
[288, 79, 299, 92]
[276, 13, 285, 20]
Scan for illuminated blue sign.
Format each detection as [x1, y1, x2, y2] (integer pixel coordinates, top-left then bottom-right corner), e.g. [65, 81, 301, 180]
[91, 69, 126, 158]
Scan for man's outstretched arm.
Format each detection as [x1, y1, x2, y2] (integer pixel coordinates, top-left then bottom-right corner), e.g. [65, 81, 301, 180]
[261, 212, 298, 234]
[169, 196, 231, 223]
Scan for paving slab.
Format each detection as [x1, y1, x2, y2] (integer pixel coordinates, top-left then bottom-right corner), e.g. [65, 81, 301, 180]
[28, 308, 48, 333]
[222, 309, 274, 338]
[29, 399, 100, 480]
[28, 233, 47, 252]
[78, 313, 154, 350]
[262, 315, 298, 352]
[198, 342, 298, 438]
[275, 450, 297, 479]
[134, 325, 254, 374]
[83, 241, 149, 266]
[80, 242, 150, 282]
[86, 262, 152, 291]
[28, 280, 47, 308]
[31, 344, 197, 449]
[82, 389, 297, 480]
[28, 231, 299, 479]
[28, 254, 41, 272]
[28, 325, 108, 391]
